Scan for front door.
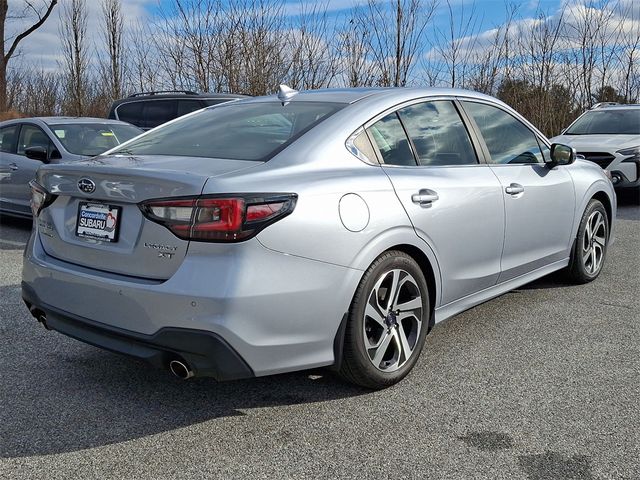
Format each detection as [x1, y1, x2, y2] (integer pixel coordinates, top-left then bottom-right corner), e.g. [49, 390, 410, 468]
[461, 100, 576, 282]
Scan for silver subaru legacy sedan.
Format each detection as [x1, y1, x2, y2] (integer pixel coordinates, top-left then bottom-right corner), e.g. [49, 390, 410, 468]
[22, 87, 615, 388]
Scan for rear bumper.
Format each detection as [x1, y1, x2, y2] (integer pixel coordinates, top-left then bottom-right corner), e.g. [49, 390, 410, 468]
[22, 282, 254, 380]
[22, 232, 362, 377]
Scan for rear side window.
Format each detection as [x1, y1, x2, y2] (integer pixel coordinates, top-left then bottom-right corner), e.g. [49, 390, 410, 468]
[463, 101, 543, 164]
[0, 125, 19, 153]
[111, 101, 344, 161]
[143, 100, 178, 128]
[398, 101, 478, 166]
[366, 113, 416, 166]
[115, 102, 143, 126]
[177, 100, 205, 117]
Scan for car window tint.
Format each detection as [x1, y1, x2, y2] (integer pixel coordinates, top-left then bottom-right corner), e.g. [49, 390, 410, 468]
[111, 101, 344, 161]
[116, 102, 143, 125]
[177, 100, 204, 117]
[366, 113, 416, 166]
[398, 101, 478, 166]
[0, 125, 19, 153]
[463, 101, 543, 164]
[143, 100, 178, 128]
[17, 124, 52, 156]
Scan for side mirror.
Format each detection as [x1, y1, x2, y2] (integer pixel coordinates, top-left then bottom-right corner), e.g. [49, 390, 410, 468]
[548, 143, 576, 168]
[25, 146, 49, 163]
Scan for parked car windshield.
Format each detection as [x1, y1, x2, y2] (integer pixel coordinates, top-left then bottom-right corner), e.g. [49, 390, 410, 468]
[49, 123, 143, 156]
[110, 101, 345, 161]
[565, 109, 640, 135]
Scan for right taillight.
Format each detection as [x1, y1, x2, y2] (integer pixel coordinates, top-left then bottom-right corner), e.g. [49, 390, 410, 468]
[139, 193, 297, 242]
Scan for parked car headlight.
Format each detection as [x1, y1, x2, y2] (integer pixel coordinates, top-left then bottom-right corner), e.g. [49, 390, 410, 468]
[616, 146, 640, 156]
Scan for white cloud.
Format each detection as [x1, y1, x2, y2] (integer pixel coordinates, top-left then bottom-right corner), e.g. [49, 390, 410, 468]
[6, 0, 156, 72]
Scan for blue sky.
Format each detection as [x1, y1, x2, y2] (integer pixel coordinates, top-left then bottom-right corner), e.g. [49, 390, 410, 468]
[6, 0, 638, 73]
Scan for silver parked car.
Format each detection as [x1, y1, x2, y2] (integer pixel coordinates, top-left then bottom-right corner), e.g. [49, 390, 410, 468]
[22, 88, 615, 388]
[0, 117, 142, 218]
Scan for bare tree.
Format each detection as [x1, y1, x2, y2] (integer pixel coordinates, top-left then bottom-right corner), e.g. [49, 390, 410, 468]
[1, 0, 57, 112]
[364, 0, 437, 86]
[59, 0, 89, 116]
[286, 2, 340, 90]
[337, 16, 376, 87]
[100, 0, 125, 101]
[431, 0, 482, 88]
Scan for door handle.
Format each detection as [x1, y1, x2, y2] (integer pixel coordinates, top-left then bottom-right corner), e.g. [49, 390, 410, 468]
[9, 163, 18, 171]
[505, 183, 524, 195]
[411, 189, 439, 206]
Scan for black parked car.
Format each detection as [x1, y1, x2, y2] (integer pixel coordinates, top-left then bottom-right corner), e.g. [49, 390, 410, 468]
[107, 90, 248, 130]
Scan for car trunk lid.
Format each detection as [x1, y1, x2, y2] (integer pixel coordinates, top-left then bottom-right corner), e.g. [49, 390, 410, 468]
[35, 155, 260, 279]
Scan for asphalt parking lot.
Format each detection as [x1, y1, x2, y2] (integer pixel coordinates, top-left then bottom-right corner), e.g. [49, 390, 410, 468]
[0, 194, 638, 480]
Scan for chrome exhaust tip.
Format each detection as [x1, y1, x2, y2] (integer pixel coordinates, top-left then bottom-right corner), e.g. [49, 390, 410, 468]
[169, 360, 194, 380]
[33, 310, 50, 330]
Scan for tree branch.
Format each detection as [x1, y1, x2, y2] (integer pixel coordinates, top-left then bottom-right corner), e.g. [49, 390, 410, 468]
[4, 0, 57, 63]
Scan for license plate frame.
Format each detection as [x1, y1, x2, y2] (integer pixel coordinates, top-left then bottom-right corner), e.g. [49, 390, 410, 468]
[76, 202, 122, 243]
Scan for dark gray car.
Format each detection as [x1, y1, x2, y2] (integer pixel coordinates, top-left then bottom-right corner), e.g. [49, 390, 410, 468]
[0, 117, 142, 218]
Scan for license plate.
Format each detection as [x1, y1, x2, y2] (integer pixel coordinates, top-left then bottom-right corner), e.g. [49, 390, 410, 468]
[76, 202, 121, 242]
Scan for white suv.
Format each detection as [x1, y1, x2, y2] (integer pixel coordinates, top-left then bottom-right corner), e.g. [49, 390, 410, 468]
[551, 103, 639, 191]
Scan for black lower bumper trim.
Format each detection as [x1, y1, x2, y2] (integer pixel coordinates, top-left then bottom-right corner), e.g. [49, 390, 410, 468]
[21, 282, 254, 381]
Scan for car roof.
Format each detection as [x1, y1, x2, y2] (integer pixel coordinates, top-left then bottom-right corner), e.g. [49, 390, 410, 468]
[0, 116, 140, 127]
[591, 104, 640, 111]
[237, 87, 503, 105]
[110, 92, 248, 107]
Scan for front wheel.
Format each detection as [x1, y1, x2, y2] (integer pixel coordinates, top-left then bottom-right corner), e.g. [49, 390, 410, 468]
[566, 199, 609, 284]
[339, 251, 430, 389]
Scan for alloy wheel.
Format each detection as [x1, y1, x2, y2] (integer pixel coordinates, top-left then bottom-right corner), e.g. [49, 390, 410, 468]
[363, 269, 423, 372]
[582, 210, 607, 275]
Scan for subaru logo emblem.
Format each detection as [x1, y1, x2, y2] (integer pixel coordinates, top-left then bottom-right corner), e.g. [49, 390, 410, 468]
[78, 178, 96, 194]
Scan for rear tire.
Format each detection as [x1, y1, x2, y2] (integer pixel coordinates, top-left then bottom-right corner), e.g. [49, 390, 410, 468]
[339, 251, 430, 389]
[566, 199, 609, 284]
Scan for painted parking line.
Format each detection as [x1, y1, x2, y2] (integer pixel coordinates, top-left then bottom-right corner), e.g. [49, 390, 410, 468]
[0, 238, 26, 247]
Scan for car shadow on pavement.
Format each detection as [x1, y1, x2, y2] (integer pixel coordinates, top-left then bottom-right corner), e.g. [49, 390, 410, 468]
[0, 286, 368, 459]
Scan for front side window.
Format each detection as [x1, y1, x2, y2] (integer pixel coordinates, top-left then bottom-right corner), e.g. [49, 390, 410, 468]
[366, 113, 416, 166]
[17, 124, 52, 156]
[111, 101, 344, 161]
[463, 101, 543, 164]
[398, 101, 478, 166]
[0, 125, 18, 153]
[49, 123, 143, 156]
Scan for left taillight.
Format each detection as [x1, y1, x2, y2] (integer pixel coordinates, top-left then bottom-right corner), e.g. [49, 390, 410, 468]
[29, 180, 56, 217]
[139, 193, 297, 242]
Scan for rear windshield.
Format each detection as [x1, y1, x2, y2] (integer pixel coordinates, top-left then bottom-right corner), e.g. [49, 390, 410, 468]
[49, 123, 143, 156]
[565, 109, 640, 135]
[110, 101, 345, 161]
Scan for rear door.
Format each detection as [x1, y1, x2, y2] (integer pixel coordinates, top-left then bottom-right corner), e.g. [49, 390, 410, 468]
[369, 99, 505, 305]
[460, 100, 575, 282]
